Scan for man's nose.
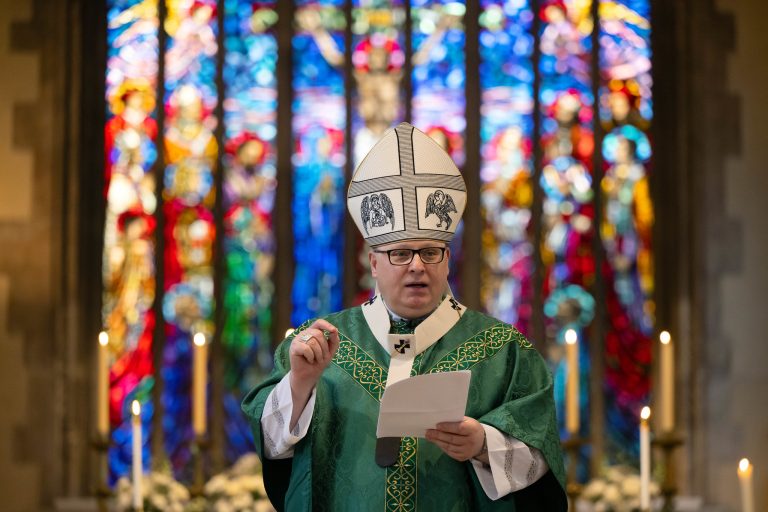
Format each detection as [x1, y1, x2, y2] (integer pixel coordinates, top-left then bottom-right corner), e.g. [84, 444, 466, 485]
[408, 252, 426, 271]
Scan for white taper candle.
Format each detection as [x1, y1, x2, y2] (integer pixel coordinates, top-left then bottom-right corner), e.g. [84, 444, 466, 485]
[565, 329, 579, 435]
[131, 400, 142, 511]
[97, 331, 110, 437]
[640, 406, 651, 510]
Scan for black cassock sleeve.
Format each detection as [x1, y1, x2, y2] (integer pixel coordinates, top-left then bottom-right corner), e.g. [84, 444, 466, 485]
[512, 470, 568, 512]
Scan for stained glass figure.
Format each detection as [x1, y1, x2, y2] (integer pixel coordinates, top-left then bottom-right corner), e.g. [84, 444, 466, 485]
[538, 0, 596, 442]
[599, 0, 654, 463]
[220, 0, 279, 464]
[479, 0, 535, 335]
[291, 2, 347, 324]
[160, 0, 219, 479]
[104, 0, 159, 483]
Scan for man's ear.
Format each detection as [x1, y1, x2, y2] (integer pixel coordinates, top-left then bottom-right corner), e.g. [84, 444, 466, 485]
[369, 251, 379, 278]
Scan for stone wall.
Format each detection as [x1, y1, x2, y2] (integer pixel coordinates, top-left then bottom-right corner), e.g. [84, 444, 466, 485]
[0, 1, 89, 510]
[703, 1, 768, 510]
[0, 0, 47, 509]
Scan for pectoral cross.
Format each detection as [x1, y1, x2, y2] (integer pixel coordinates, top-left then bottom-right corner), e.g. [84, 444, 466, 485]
[394, 338, 410, 354]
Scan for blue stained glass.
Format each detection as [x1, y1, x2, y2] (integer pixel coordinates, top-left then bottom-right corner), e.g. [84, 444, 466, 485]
[221, 0, 278, 464]
[411, 2, 466, 162]
[161, 0, 219, 481]
[479, 0, 535, 336]
[291, 4, 347, 325]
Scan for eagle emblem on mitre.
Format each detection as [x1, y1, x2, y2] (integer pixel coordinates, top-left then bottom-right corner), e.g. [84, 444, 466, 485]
[425, 190, 457, 230]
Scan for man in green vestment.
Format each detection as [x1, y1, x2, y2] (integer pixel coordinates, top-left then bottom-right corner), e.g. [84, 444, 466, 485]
[243, 123, 567, 511]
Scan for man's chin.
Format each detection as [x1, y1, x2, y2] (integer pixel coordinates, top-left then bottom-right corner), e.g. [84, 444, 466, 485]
[399, 299, 438, 318]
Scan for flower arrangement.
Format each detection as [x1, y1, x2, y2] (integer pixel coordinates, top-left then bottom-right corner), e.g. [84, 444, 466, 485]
[114, 453, 274, 512]
[578, 465, 660, 512]
[203, 453, 274, 512]
[115, 471, 192, 512]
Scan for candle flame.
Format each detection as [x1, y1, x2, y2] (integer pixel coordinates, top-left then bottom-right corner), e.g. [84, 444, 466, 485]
[660, 331, 671, 344]
[739, 458, 751, 473]
[98, 331, 109, 346]
[285, 328, 295, 338]
[565, 329, 578, 345]
[131, 400, 141, 416]
[193, 332, 206, 347]
[641, 406, 651, 420]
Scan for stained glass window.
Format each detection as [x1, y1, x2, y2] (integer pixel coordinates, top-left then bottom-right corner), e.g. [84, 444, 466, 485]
[537, 0, 596, 442]
[160, 0, 219, 478]
[221, 0, 278, 463]
[104, 0, 159, 483]
[479, 0, 535, 336]
[291, 1, 347, 324]
[411, 0, 467, 293]
[101, 0, 655, 483]
[349, 0, 407, 302]
[598, 0, 653, 462]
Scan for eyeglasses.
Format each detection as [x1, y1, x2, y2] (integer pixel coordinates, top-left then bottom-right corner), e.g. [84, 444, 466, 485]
[373, 247, 447, 265]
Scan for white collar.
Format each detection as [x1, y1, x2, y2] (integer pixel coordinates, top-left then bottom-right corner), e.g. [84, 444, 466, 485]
[361, 288, 466, 357]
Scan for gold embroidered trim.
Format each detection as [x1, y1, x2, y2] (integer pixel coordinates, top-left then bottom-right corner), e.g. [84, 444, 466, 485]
[331, 336, 388, 401]
[427, 322, 528, 374]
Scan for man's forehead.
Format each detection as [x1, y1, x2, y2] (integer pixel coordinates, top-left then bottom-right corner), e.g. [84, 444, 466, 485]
[375, 240, 448, 251]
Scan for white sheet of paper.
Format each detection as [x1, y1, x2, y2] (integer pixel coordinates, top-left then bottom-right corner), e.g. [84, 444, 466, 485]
[376, 370, 472, 438]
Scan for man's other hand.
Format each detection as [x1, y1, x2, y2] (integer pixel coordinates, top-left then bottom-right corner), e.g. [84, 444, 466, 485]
[426, 417, 487, 462]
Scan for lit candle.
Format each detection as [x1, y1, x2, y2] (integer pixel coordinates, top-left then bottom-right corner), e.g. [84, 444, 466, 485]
[640, 406, 651, 511]
[565, 329, 579, 435]
[97, 331, 109, 437]
[659, 331, 675, 433]
[192, 332, 208, 436]
[131, 400, 142, 511]
[738, 458, 754, 512]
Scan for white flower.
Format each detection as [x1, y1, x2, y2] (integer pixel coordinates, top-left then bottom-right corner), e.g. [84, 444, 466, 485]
[239, 475, 267, 497]
[620, 474, 641, 497]
[581, 479, 606, 500]
[231, 491, 254, 509]
[605, 466, 628, 484]
[172, 481, 190, 501]
[224, 480, 244, 497]
[214, 500, 235, 512]
[205, 474, 228, 495]
[231, 453, 261, 476]
[115, 478, 132, 511]
[603, 483, 622, 505]
[254, 498, 276, 512]
[149, 493, 168, 510]
[625, 496, 641, 512]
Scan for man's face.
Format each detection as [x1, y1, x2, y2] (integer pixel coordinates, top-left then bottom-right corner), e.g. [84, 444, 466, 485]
[369, 240, 450, 319]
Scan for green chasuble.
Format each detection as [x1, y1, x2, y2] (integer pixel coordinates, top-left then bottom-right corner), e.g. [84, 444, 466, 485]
[242, 306, 566, 511]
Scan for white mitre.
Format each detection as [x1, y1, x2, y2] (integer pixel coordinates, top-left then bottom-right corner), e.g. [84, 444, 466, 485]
[347, 122, 467, 247]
